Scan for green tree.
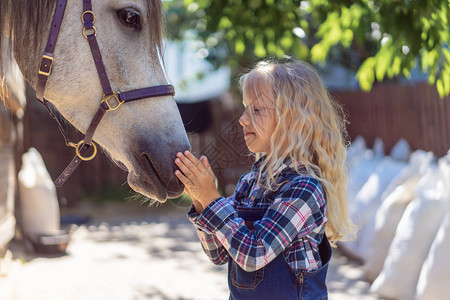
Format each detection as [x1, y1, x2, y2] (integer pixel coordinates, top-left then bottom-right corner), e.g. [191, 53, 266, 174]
[165, 0, 450, 97]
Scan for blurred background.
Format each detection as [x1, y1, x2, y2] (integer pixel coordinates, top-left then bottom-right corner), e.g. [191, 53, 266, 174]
[1, 0, 449, 299]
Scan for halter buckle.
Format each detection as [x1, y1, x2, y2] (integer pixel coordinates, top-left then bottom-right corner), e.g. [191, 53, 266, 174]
[101, 92, 123, 111]
[39, 55, 54, 76]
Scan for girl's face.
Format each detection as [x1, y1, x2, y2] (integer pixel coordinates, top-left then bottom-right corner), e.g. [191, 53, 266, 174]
[239, 91, 277, 154]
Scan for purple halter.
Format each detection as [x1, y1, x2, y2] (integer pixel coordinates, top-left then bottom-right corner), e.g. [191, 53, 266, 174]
[36, 0, 175, 186]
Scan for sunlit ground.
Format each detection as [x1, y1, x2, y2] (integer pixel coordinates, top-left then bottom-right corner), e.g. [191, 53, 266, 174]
[1, 201, 379, 300]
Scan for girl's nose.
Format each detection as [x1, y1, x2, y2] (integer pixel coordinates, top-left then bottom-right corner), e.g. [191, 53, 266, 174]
[239, 110, 249, 126]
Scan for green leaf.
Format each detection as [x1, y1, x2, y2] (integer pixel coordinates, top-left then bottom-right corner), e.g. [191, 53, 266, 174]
[218, 16, 232, 29]
[165, 0, 450, 97]
[235, 39, 245, 54]
[311, 43, 328, 63]
[342, 29, 354, 47]
[443, 48, 450, 65]
[280, 34, 294, 49]
[436, 78, 445, 98]
[441, 70, 450, 96]
[438, 5, 448, 24]
[356, 58, 376, 91]
[267, 41, 277, 54]
[402, 67, 411, 78]
[375, 43, 394, 81]
[390, 56, 402, 77]
[245, 30, 254, 40]
[254, 36, 267, 57]
[428, 72, 436, 84]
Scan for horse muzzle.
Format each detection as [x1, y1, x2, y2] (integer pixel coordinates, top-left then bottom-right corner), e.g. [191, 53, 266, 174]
[126, 134, 190, 202]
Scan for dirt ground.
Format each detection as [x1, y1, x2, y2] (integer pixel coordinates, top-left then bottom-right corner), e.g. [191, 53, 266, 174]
[1, 201, 380, 300]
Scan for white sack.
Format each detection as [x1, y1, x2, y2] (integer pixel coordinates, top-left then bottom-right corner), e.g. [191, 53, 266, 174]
[341, 138, 385, 259]
[371, 165, 448, 300]
[342, 156, 406, 261]
[415, 213, 450, 300]
[346, 135, 367, 171]
[352, 143, 406, 230]
[18, 148, 60, 236]
[346, 137, 384, 206]
[372, 137, 385, 159]
[380, 150, 434, 200]
[352, 157, 407, 231]
[363, 177, 419, 282]
[389, 138, 411, 162]
[340, 150, 380, 259]
[362, 150, 434, 279]
[415, 155, 450, 300]
[346, 150, 380, 207]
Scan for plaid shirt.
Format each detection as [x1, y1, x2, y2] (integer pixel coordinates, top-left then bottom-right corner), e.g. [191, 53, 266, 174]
[188, 157, 327, 273]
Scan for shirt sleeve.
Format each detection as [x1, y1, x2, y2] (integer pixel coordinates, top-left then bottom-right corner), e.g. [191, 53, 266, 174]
[192, 176, 326, 272]
[188, 204, 229, 265]
[187, 173, 249, 265]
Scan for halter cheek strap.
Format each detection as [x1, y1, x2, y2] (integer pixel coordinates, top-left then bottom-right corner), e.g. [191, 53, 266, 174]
[36, 0, 175, 187]
[36, 0, 67, 102]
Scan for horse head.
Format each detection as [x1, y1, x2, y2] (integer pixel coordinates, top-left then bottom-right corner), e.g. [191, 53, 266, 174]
[0, 0, 190, 202]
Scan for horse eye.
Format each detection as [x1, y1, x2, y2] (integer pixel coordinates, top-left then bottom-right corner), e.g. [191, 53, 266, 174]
[117, 8, 141, 30]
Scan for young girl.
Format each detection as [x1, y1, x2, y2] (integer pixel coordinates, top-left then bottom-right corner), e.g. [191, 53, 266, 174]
[174, 60, 353, 300]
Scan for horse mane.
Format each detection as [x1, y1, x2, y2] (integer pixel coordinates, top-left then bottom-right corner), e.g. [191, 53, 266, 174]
[0, 0, 165, 79]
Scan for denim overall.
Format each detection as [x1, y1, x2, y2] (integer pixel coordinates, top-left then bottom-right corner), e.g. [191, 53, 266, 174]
[228, 206, 332, 300]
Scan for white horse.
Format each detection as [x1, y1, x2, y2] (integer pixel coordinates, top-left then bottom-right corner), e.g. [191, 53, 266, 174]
[0, 0, 190, 202]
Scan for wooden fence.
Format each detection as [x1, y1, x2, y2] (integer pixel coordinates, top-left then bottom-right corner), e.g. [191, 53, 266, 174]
[22, 81, 449, 204]
[333, 81, 450, 158]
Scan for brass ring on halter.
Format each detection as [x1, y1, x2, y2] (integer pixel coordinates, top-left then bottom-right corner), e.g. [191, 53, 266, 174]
[71, 140, 98, 161]
[82, 26, 97, 39]
[81, 10, 96, 24]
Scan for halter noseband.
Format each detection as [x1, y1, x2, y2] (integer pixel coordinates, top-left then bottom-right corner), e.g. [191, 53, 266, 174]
[36, 0, 175, 187]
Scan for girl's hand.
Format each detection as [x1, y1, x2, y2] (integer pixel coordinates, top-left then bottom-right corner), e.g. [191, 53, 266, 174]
[183, 188, 204, 213]
[175, 151, 221, 213]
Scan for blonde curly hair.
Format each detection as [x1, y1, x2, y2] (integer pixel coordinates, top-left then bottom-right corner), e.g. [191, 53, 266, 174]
[239, 59, 355, 242]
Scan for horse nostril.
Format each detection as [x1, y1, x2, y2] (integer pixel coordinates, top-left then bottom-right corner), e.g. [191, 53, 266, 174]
[116, 160, 128, 171]
[143, 153, 167, 189]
